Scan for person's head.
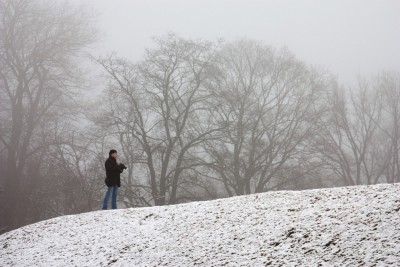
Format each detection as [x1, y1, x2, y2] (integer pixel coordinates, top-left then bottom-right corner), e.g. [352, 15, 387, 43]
[109, 149, 118, 158]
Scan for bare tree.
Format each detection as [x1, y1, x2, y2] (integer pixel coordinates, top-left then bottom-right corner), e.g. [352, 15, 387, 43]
[377, 72, 400, 183]
[0, 0, 96, 231]
[203, 40, 326, 196]
[314, 79, 387, 186]
[95, 34, 222, 205]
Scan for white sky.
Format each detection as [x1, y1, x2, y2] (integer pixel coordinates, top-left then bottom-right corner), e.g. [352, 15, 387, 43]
[75, 0, 400, 86]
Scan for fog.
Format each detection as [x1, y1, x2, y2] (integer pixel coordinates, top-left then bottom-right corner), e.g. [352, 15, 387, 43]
[82, 0, 400, 85]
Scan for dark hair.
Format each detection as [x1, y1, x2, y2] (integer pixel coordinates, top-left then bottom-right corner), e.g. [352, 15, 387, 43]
[109, 149, 117, 157]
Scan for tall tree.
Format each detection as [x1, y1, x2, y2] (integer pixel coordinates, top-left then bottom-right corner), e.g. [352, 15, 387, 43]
[315, 79, 386, 186]
[203, 40, 326, 196]
[378, 72, 400, 183]
[96, 34, 222, 205]
[0, 0, 96, 231]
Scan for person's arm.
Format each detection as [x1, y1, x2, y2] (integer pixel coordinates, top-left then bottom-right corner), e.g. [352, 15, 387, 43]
[118, 163, 127, 173]
[105, 159, 122, 173]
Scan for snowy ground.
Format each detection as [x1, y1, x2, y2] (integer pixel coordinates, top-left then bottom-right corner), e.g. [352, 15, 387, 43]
[1, 184, 400, 266]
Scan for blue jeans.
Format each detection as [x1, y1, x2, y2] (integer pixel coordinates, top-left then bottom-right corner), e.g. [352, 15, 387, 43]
[102, 185, 118, 209]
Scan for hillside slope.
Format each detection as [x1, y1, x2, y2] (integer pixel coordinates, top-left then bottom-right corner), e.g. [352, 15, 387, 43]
[1, 184, 400, 266]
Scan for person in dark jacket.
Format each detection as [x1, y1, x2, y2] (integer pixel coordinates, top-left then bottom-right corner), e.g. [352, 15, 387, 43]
[102, 149, 127, 210]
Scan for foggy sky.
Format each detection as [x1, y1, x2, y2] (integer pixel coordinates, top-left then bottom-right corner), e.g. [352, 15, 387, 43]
[75, 0, 400, 86]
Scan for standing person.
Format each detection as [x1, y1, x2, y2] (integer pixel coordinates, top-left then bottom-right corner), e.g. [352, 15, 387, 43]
[102, 149, 127, 210]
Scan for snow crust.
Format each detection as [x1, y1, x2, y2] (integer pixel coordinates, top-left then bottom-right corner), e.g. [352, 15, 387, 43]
[1, 183, 400, 266]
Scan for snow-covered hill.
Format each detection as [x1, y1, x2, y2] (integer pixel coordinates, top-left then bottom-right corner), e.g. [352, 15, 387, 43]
[1, 184, 400, 266]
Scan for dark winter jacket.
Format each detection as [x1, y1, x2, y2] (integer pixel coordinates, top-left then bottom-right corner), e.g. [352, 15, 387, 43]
[105, 157, 125, 187]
